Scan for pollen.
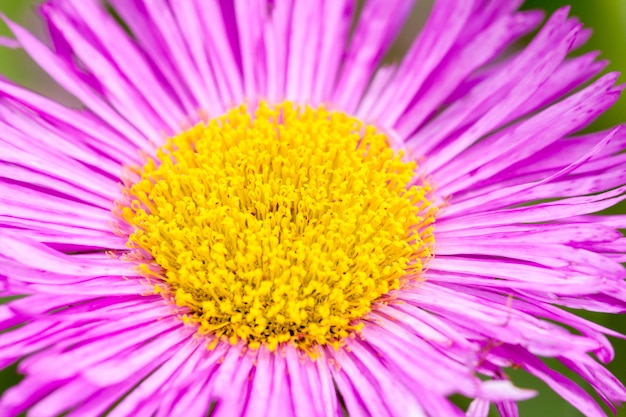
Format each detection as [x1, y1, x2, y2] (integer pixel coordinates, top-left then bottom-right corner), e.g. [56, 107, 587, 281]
[120, 101, 435, 351]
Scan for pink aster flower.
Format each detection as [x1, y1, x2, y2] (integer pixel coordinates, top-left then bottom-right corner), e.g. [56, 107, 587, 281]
[1, 1, 626, 416]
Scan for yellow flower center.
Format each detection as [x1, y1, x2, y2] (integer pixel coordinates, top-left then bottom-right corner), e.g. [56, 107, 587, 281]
[120, 102, 435, 351]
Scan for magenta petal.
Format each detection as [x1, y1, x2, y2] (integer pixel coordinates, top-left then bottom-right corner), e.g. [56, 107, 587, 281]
[467, 399, 490, 417]
[0, 1, 625, 416]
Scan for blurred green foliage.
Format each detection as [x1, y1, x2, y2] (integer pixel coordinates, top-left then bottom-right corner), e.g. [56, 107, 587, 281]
[0, 1, 625, 416]
[0, 0, 39, 83]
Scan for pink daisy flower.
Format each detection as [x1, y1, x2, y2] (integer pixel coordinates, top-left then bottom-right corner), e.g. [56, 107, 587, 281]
[1, 1, 626, 416]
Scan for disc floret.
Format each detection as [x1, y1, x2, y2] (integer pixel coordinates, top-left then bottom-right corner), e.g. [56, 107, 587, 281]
[122, 102, 435, 351]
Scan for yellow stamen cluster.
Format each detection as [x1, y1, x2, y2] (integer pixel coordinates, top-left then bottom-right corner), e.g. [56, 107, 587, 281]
[121, 102, 435, 351]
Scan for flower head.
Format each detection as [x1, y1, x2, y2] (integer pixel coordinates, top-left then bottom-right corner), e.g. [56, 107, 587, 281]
[1, 1, 626, 416]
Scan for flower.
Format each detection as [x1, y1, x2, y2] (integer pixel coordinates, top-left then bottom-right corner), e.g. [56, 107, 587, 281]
[1, 0, 625, 416]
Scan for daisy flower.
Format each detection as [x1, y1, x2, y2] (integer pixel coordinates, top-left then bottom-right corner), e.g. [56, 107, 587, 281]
[1, 1, 626, 416]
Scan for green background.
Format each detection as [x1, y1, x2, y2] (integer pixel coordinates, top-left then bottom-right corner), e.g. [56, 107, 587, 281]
[0, 1, 625, 416]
